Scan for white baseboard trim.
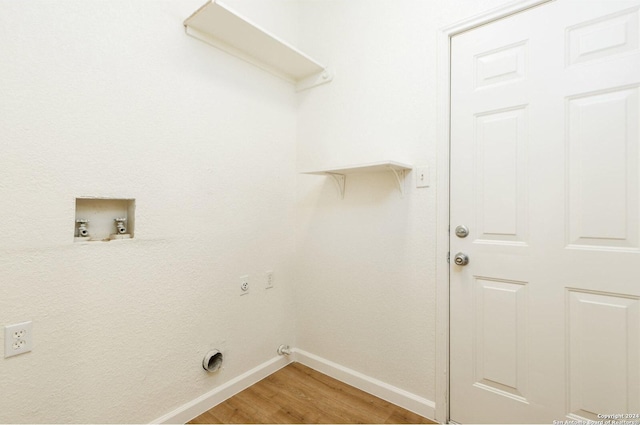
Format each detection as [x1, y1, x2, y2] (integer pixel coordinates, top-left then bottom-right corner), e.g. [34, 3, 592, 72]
[150, 354, 292, 424]
[292, 349, 436, 421]
[150, 349, 436, 424]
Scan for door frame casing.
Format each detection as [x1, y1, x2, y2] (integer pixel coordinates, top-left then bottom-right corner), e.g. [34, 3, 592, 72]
[434, 1, 553, 422]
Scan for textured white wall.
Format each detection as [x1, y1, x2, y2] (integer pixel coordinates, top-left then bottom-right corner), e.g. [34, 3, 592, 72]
[295, 0, 511, 403]
[0, 0, 298, 423]
[0, 0, 526, 422]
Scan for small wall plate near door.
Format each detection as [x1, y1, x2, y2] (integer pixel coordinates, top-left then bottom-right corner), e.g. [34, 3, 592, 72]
[240, 275, 249, 296]
[416, 165, 430, 188]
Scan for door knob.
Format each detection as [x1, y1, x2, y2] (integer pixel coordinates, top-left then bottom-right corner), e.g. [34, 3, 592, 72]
[455, 225, 469, 238]
[454, 252, 469, 266]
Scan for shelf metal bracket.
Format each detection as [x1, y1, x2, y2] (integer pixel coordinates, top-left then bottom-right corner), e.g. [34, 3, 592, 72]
[386, 166, 407, 197]
[327, 173, 346, 199]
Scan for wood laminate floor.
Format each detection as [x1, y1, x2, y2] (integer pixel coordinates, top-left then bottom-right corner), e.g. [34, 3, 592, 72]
[188, 363, 436, 424]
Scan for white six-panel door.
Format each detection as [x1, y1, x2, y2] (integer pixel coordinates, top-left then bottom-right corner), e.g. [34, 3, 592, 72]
[450, 1, 640, 423]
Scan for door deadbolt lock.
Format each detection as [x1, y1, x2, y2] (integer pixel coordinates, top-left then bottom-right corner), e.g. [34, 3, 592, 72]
[455, 225, 469, 238]
[454, 252, 469, 266]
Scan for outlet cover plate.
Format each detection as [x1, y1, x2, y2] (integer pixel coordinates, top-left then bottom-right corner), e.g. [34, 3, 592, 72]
[4, 321, 33, 358]
[240, 275, 249, 296]
[416, 165, 430, 188]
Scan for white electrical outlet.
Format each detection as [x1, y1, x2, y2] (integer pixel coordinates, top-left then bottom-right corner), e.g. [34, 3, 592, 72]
[266, 271, 274, 289]
[240, 275, 249, 295]
[4, 321, 33, 358]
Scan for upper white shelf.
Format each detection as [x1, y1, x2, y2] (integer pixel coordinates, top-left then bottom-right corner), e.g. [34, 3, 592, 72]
[184, 0, 333, 92]
[301, 161, 413, 198]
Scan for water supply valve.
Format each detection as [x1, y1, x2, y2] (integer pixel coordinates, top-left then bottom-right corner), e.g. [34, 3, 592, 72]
[76, 219, 90, 238]
[114, 218, 127, 235]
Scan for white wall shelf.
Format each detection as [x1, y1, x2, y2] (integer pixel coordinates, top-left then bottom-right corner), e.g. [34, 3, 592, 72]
[302, 161, 413, 198]
[184, 0, 333, 92]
